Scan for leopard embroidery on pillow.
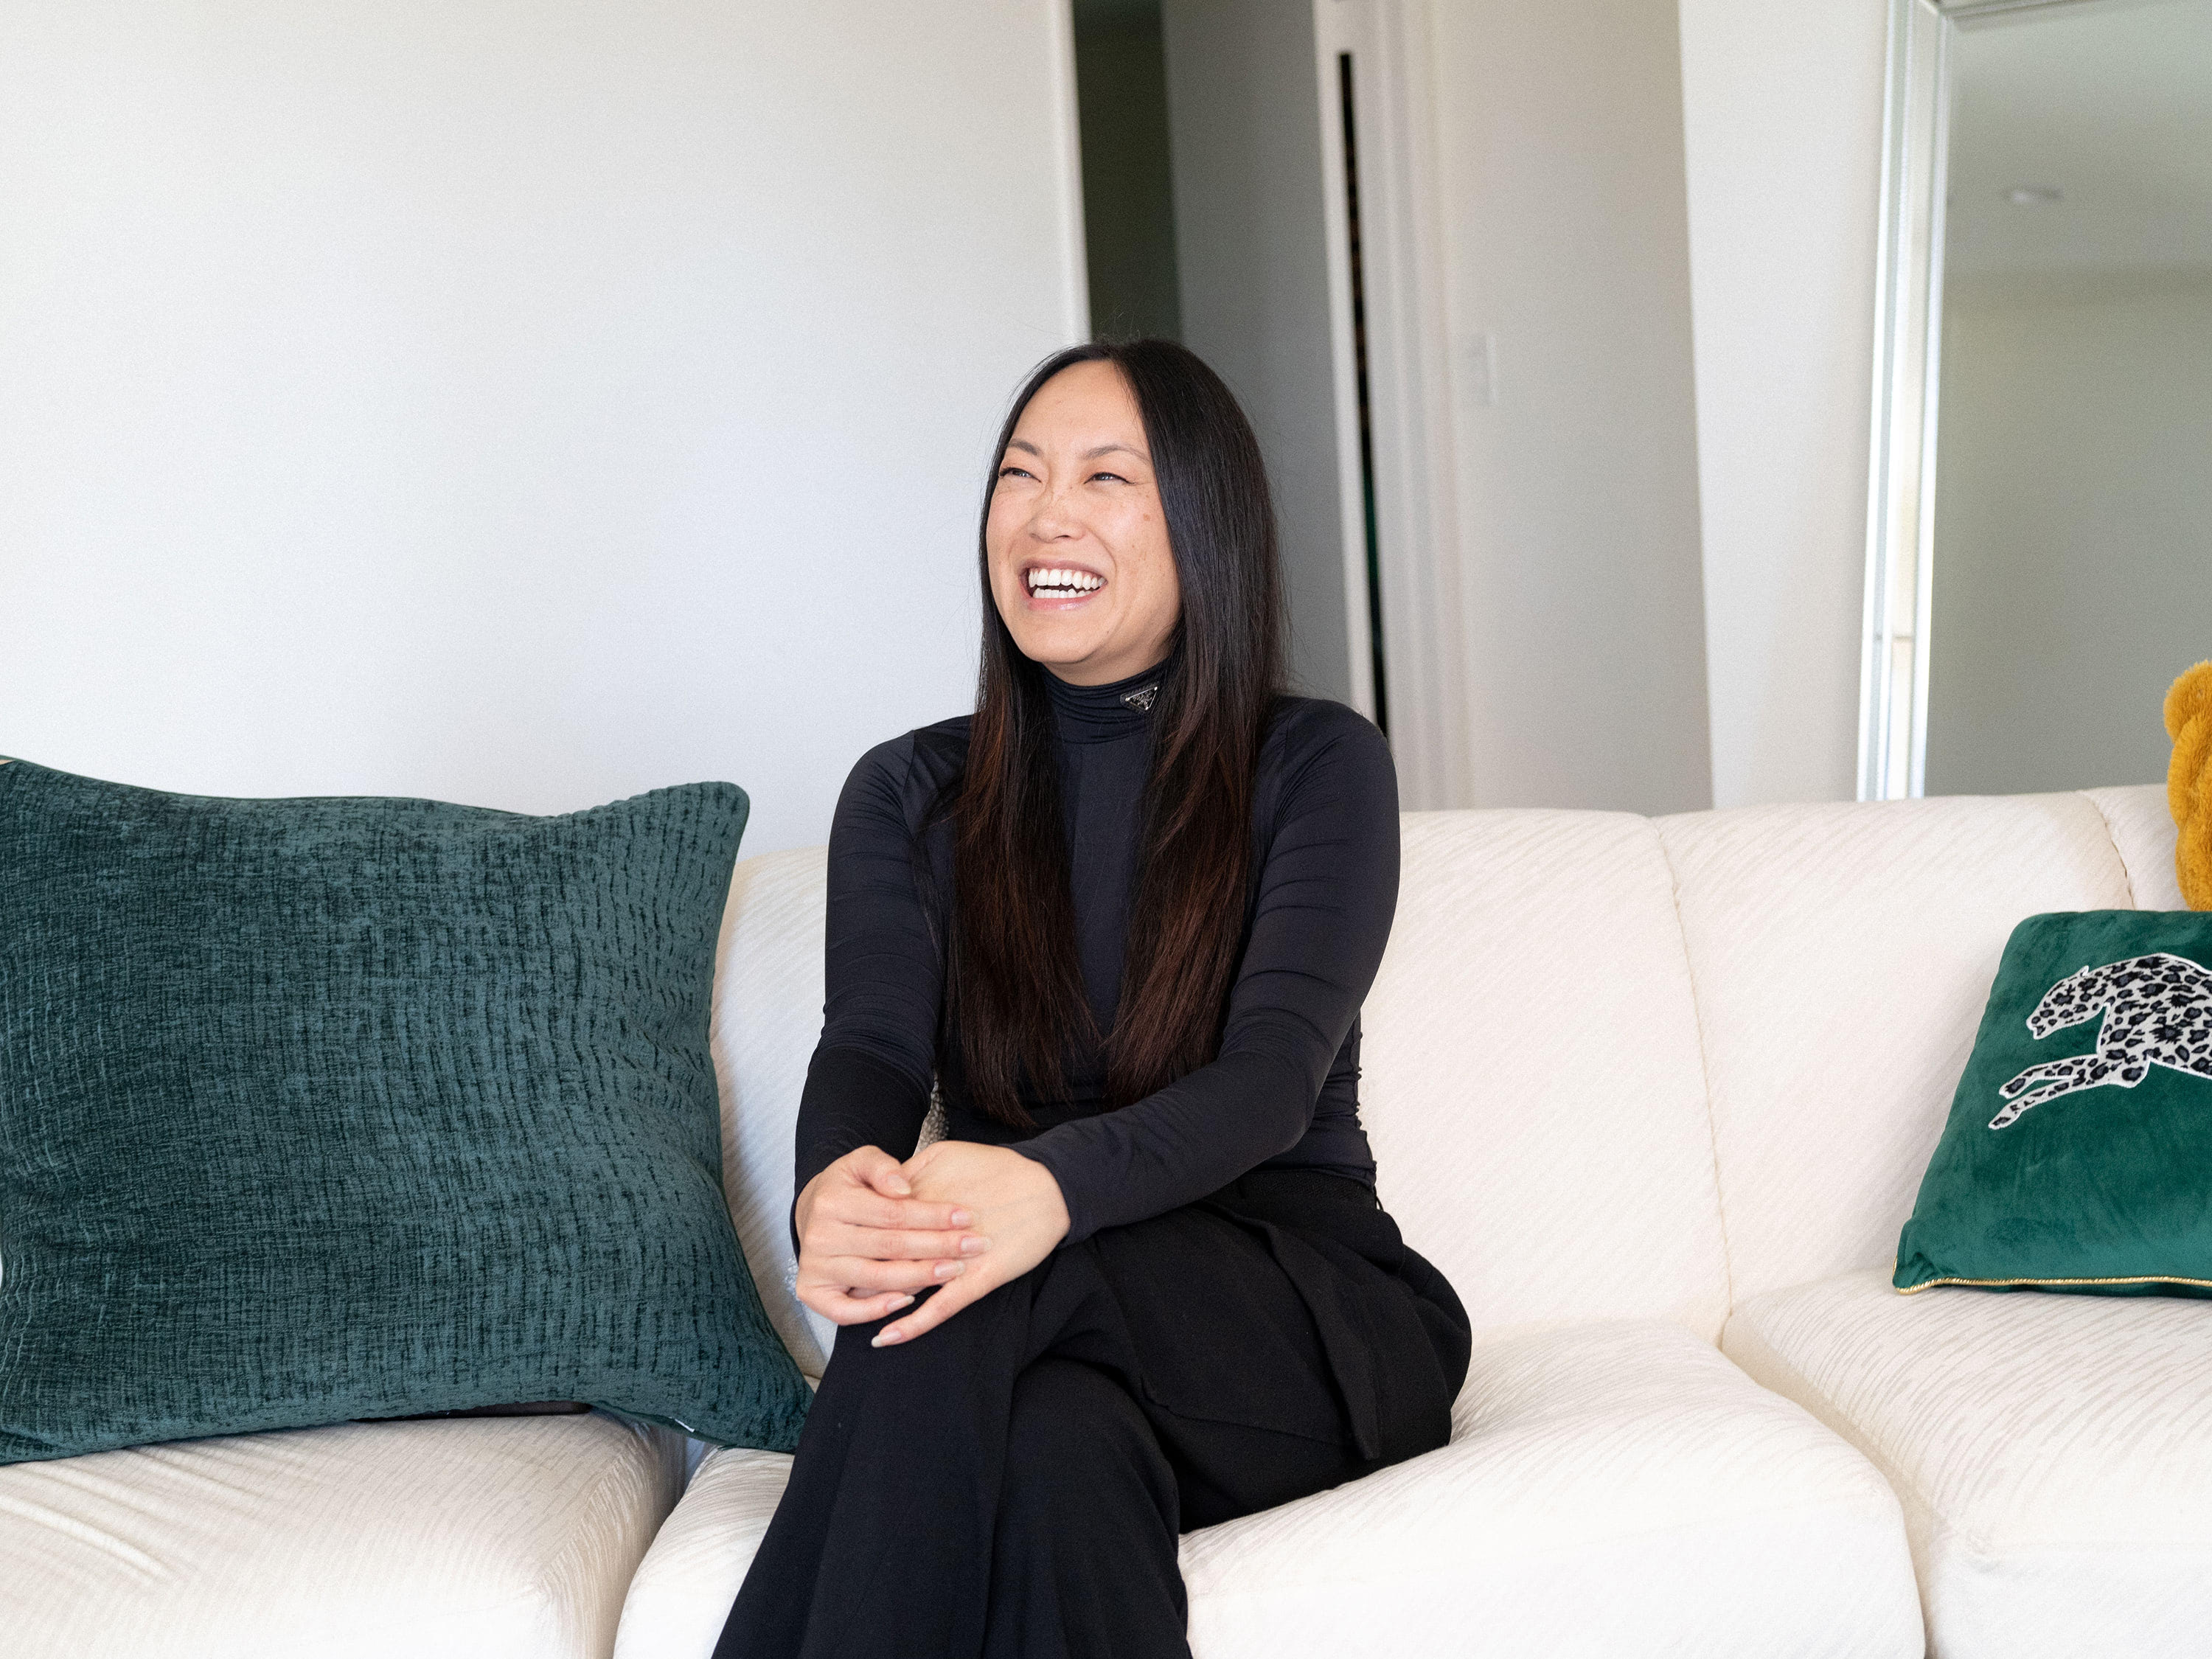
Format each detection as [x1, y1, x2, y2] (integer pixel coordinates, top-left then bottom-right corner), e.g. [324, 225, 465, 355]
[1989, 952, 2212, 1130]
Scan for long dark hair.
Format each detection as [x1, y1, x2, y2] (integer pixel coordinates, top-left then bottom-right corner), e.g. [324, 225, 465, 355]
[947, 339, 1284, 1127]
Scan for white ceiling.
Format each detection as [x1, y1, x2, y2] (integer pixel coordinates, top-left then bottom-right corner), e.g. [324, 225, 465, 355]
[1945, 0, 2212, 284]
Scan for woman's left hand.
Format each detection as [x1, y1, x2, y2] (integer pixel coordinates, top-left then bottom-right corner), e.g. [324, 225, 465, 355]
[870, 1141, 1069, 1346]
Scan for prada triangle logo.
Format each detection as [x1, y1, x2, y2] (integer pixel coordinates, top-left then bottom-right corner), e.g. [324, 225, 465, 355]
[1120, 684, 1158, 713]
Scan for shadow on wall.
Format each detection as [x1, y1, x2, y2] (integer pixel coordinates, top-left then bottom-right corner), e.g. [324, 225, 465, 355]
[1074, 0, 1182, 343]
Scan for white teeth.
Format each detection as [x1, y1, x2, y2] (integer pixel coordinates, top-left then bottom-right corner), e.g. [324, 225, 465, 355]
[1027, 567, 1102, 595]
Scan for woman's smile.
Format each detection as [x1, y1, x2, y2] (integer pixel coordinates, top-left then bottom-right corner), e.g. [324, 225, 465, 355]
[1020, 560, 1107, 609]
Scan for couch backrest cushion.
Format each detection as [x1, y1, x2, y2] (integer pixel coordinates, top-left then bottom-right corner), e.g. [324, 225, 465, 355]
[714, 789, 2180, 1360]
[2085, 785, 2188, 911]
[1363, 811, 1731, 1340]
[714, 809, 1734, 1361]
[1660, 793, 2138, 1307]
[712, 847, 834, 1377]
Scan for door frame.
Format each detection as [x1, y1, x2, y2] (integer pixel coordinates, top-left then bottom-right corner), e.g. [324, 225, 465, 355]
[1312, 0, 1471, 810]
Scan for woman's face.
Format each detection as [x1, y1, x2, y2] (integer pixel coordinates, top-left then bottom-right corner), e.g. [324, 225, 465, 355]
[985, 360, 1181, 686]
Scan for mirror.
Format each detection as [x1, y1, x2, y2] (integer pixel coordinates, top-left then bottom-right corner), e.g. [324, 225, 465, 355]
[1860, 0, 2212, 799]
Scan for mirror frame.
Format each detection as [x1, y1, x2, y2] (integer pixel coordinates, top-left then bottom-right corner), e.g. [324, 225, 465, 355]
[1857, 0, 2107, 800]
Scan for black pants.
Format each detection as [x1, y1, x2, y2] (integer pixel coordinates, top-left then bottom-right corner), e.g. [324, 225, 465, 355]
[715, 1169, 1471, 1659]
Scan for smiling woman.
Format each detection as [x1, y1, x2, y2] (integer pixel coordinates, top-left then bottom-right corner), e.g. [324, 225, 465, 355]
[715, 339, 1470, 1659]
[987, 359, 1183, 685]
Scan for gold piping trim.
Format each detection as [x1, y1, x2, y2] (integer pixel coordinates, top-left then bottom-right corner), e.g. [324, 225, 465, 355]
[1896, 1273, 2212, 1295]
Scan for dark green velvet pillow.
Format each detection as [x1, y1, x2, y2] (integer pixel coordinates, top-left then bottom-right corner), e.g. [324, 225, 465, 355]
[0, 758, 810, 1463]
[1896, 910, 2212, 1297]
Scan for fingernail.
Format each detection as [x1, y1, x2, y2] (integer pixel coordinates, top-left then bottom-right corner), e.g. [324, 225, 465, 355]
[887, 1178, 911, 1197]
[960, 1235, 990, 1255]
[949, 1208, 973, 1226]
[888, 1294, 914, 1309]
[933, 1259, 966, 1279]
[872, 1327, 905, 1347]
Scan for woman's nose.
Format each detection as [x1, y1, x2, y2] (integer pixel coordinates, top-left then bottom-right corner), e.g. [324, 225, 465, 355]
[1027, 486, 1081, 540]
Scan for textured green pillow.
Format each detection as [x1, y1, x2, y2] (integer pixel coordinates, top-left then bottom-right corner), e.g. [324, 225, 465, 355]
[0, 758, 810, 1463]
[1896, 910, 2212, 1297]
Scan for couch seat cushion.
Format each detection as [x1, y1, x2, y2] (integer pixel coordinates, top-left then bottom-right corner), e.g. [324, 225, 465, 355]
[614, 1444, 794, 1657]
[1725, 1267, 2212, 1659]
[614, 1322, 1921, 1658]
[0, 1412, 682, 1659]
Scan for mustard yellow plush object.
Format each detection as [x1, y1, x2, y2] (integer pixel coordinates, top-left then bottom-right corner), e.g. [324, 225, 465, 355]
[2167, 661, 2212, 909]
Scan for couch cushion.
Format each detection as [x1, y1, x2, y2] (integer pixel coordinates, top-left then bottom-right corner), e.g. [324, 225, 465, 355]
[1364, 811, 1730, 1339]
[1658, 793, 2137, 1307]
[715, 811, 1736, 1357]
[615, 1323, 1921, 1659]
[0, 1412, 684, 1659]
[2084, 784, 2188, 911]
[1725, 1268, 2212, 1659]
[613, 1444, 793, 1658]
[712, 846, 838, 1377]
[1181, 1321, 1920, 1659]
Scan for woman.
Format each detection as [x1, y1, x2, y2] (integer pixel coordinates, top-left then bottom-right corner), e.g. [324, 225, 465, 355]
[717, 340, 1470, 1659]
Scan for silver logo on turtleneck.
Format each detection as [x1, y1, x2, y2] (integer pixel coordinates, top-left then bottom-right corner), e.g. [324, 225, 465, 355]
[1120, 684, 1158, 713]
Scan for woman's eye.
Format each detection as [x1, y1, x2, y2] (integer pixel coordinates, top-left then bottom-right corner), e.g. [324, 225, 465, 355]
[1089, 471, 1128, 485]
[996, 466, 1034, 481]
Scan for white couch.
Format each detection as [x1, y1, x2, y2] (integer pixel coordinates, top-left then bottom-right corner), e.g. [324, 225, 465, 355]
[7, 785, 2205, 1658]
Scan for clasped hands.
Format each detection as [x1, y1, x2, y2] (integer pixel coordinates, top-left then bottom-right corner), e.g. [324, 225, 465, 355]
[793, 1141, 1070, 1346]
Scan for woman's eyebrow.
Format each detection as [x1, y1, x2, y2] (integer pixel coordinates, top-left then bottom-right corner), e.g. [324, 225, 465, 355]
[1002, 439, 1148, 462]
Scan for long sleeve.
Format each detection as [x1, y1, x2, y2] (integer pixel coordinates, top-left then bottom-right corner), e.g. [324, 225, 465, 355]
[790, 737, 942, 1203]
[1013, 709, 1399, 1243]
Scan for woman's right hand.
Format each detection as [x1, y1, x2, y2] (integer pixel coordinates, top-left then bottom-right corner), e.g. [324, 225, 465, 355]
[793, 1145, 992, 1325]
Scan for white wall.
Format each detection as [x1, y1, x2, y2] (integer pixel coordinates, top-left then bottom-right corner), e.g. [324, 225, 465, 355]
[0, 0, 1085, 855]
[1926, 279, 2212, 795]
[1677, 0, 1889, 807]
[1427, 0, 1714, 815]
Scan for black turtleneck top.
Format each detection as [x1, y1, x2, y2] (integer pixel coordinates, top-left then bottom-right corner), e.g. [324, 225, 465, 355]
[792, 667, 1399, 1245]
